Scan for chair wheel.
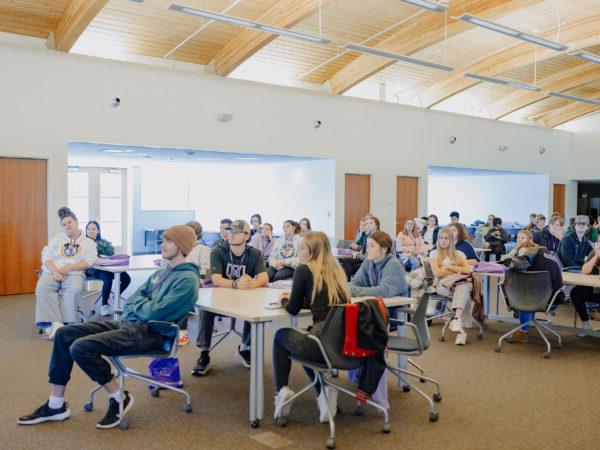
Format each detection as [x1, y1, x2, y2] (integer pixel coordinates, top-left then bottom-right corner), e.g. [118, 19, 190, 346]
[402, 385, 411, 393]
[150, 388, 160, 397]
[118, 420, 128, 430]
[426, 319, 433, 327]
[84, 402, 93, 412]
[494, 346, 502, 353]
[331, 369, 339, 378]
[183, 403, 192, 413]
[438, 336, 445, 342]
[556, 343, 562, 349]
[383, 423, 391, 433]
[327, 438, 335, 449]
[477, 333, 483, 339]
[429, 412, 439, 422]
[543, 352, 551, 359]
[355, 404, 364, 416]
[250, 420, 260, 428]
[275, 417, 287, 427]
[38, 328, 44, 334]
[433, 393, 442, 402]
[419, 378, 426, 383]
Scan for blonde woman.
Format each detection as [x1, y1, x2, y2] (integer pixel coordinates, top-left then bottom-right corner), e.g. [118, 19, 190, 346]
[429, 228, 473, 345]
[273, 231, 350, 423]
[396, 219, 425, 271]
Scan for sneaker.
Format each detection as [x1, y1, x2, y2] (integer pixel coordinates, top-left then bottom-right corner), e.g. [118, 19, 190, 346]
[454, 330, 467, 346]
[273, 386, 295, 419]
[178, 330, 189, 347]
[18, 401, 71, 425]
[237, 346, 251, 369]
[317, 386, 338, 423]
[511, 329, 529, 343]
[44, 322, 64, 341]
[100, 305, 111, 316]
[96, 391, 134, 429]
[589, 311, 600, 321]
[191, 351, 211, 376]
[577, 320, 593, 338]
[448, 319, 462, 333]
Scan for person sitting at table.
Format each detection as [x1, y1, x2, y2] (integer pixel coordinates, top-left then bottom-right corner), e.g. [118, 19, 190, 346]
[350, 216, 370, 251]
[570, 242, 600, 335]
[19, 225, 199, 429]
[449, 223, 479, 265]
[249, 222, 276, 263]
[192, 220, 268, 376]
[341, 216, 381, 280]
[429, 228, 473, 346]
[475, 215, 494, 245]
[525, 213, 538, 231]
[299, 217, 312, 235]
[558, 215, 593, 269]
[534, 214, 546, 233]
[85, 221, 131, 317]
[484, 217, 510, 262]
[249, 214, 263, 240]
[213, 218, 232, 248]
[185, 221, 211, 275]
[533, 215, 563, 254]
[267, 220, 302, 282]
[396, 219, 425, 271]
[36, 207, 97, 339]
[421, 214, 440, 249]
[585, 216, 599, 243]
[272, 231, 350, 423]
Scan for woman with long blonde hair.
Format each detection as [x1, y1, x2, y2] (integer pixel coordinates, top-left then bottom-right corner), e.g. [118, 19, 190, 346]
[272, 231, 350, 423]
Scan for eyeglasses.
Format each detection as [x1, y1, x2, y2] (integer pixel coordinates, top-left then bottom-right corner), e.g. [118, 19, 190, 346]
[575, 222, 588, 226]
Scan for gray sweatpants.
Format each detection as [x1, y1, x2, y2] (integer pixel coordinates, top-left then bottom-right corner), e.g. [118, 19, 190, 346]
[35, 273, 85, 326]
[436, 281, 473, 329]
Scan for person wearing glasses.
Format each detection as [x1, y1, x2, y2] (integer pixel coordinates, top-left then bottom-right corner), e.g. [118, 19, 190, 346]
[558, 215, 593, 269]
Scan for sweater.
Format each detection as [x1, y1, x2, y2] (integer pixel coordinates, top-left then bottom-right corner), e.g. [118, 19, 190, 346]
[94, 238, 115, 257]
[41, 231, 97, 276]
[455, 240, 479, 262]
[350, 254, 408, 298]
[268, 234, 301, 268]
[558, 232, 593, 268]
[248, 232, 276, 260]
[421, 225, 439, 245]
[186, 243, 211, 275]
[395, 233, 425, 257]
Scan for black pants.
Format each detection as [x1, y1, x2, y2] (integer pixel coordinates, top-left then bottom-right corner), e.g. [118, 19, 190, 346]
[273, 327, 325, 395]
[49, 320, 166, 386]
[570, 286, 600, 321]
[485, 245, 504, 262]
[339, 258, 363, 281]
[94, 271, 132, 305]
[267, 266, 295, 282]
[196, 309, 251, 350]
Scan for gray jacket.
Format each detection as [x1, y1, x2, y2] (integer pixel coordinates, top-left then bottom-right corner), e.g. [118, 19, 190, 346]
[349, 254, 408, 298]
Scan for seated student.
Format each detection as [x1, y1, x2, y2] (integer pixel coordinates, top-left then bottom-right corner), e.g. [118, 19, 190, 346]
[340, 215, 381, 280]
[571, 242, 600, 334]
[533, 215, 563, 254]
[19, 225, 199, 429]
[475, 215, 495, 245]
[36, 208, 97, 339]
[558, 215, 593, 268]
[429, 228, 473, 346]
[525, 213, 538, 231]
[449, 223, 479, 265]
[85, 221, 131, 317]
[250, 214, 262, 239]
[213, 218, 232, 248]
[193, 220, 268, 375]
[249, 222, 276, 263]
[449, 210, 469, 236]
[272, 231, 350, 423]
[350, 216, 370, 250]
[421, 214, 439, 249]
[396, 219, 426, 271]
[299, 217, 312, 235]
[267, 220, 301, 282]
[585, 216, 599, 243]
[185, 221, 211, 275]
[484, 217, 509, 262]
[534, 214, 546, 233]
[565, 217, 576, 235]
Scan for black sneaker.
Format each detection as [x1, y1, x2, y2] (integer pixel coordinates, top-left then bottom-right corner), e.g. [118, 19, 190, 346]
[18, 401, 71, 425]
[96, 391, 134, 429]
[237, 346, 251, 369]
[191, 351, 211, 376]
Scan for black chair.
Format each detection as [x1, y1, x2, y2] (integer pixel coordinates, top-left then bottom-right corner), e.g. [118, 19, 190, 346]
[495, 270, 563, 358]
[274, 305, 390, 449]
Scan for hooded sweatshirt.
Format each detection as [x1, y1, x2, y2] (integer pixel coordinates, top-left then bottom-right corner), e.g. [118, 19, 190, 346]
[268, 234, 301, 268]
[41, 231, 97, 276]
[349, 254, 408, 298]
[249, 232, 275, 260]
[122, 262, 199, 323]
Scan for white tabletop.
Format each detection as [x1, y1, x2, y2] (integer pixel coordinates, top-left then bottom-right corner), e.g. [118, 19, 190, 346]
[475, 270, 600, 288]
[196, 287, 414, 323]
[93, 254, 159, 273]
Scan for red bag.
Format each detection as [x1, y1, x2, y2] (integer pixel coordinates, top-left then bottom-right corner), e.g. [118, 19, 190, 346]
[343, 298, 388, 358]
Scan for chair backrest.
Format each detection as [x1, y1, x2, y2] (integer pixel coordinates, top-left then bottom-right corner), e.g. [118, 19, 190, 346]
[473, 234, 485, 249]
[336, 239, 353, 249]
[410, 293, 431, 351]
[503, 270, 553, 313]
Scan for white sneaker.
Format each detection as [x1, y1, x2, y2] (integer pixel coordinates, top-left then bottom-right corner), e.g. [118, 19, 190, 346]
[274, 386, 295, 419]
[45, 322, 64, 341]
[448, 319, 462, 333]
[317, 386, 338, 423]
[577, 320, 593, 338]
[454, 330, 467, 346]
[100, 305, 111, 316]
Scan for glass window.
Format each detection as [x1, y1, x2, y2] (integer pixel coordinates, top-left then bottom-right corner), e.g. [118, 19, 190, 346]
[101, 222, 122, 246]
[100, 198, 122, 222]
[68, 172, 89, 197]
[68, 197, 89, 225]
[100, 173, 122, 197]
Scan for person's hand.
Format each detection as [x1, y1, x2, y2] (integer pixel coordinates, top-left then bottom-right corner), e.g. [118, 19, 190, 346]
[236, 275, 255, 290]
[594, 243, 600, 258]
[550, 228, 563, 240]
[278, 291, 290, 303]
[274, 260, 285, 270]
[493, 231, 500, 237]
[350, 243, 358, 250]
[58, 264, 72, 274]
[52, 269, 65, 282]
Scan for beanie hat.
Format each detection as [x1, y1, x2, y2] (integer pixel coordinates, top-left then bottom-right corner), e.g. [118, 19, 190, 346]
[162, 225, 196, 256]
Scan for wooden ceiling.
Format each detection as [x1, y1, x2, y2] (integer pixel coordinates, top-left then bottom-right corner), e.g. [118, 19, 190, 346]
[2, 0, 600, 127]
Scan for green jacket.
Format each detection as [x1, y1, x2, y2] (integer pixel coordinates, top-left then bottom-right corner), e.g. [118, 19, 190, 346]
[95, 238, 115, 257]
[123, 262, 199, 324]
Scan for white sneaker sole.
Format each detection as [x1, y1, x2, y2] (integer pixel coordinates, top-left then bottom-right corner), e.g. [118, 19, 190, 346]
[274, 389, 295, 419]
[237, 349, 251, 369]
[96, 395, 135, 429]
[18, 409, 71, 425]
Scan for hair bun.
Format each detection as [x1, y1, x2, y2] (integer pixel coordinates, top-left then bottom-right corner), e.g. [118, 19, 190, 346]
[57, 207, 77, 222]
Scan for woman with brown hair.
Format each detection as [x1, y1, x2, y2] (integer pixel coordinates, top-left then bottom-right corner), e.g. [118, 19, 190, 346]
[341, 215, 381, 280]
[272, 231, 350, 423]
[267, 220, 301, 281]
[396, 219, 425, 271]
[448, 222, 479, 265]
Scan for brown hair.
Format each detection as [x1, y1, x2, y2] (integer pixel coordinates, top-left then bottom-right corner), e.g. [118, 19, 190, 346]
[449, 222, 469, 242]
[368, 231, 393, 255]
[402, 219, 420, 238]
[185, 221, 203, 240]
[516, 230, 539, 251]
[57, 207, 77, 223]
[284, 220, 301, 235]
[434, 227, 463, 266]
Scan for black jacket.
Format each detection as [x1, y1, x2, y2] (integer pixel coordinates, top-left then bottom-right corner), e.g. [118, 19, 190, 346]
[485, 227, 510, 250]
[558, 232, 593, 268]
[533, 227, 560, 253]
[421, 225, 439, 245]
[356, 299, 388, 395]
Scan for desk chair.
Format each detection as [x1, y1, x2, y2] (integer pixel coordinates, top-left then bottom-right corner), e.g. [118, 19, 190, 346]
[496, 270, 563, 358]
[336, 239, 353, 249]
[274, 305, 390, 449]
[85, 320, 192, 429]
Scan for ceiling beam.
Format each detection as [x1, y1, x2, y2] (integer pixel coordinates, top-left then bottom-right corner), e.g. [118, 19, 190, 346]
[208, 0, 326, 77]
[487, 62, 600, 119]
[53, 0, 108, 52]
[418, 15, 600, 108]
[536, 92, 600, 128]
[324, 0, 543, 94]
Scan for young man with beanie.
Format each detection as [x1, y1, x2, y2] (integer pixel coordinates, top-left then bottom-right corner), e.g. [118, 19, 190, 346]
[193, 220, 268, 376]
[558, 215, 593, 268]
[18, 225, 199, 429]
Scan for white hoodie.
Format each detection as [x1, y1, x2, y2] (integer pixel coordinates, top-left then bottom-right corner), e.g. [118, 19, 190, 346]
[41, 231, 98, 276]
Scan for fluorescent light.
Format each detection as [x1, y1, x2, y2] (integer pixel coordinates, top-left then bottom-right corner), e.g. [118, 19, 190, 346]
[548, 92, 600, 106]
[457, 14, 568, 51]
[234, 157, 261, 160]
[570, 50, 600, 65]
[345, 43, 454, 72]
[169, 4, 331, 45]
[464, 73, 541, 92]
[397, 0, 447, 13]
[100, 148, 136, 154]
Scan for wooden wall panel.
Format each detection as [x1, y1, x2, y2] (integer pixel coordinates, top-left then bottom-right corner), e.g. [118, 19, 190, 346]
[396, 176, 418, 235]
[553, 183, 566, 218]
[344, 174, 371, 240]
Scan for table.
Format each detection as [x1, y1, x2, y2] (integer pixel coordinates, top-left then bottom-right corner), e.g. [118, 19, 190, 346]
[196, 288, 414, 428]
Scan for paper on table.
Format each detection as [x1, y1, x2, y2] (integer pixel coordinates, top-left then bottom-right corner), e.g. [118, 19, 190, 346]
[264, 301, 284, 310]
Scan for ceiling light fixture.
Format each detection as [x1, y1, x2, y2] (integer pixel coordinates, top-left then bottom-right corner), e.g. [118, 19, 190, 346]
[464, 72, 541, 92]
[456, 14, 568, 51]
[169, 4, 331, 45]
[548, 91, 600, 106]
[100, 149, 136, 154]
[570, 50, 600, 65]
[397, 0, 447, 13]
[345, 43, 454, 71]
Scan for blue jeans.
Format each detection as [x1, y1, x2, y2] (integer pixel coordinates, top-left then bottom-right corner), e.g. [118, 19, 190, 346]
[519, 312, 534, 331]
[94, 270, 131, 305]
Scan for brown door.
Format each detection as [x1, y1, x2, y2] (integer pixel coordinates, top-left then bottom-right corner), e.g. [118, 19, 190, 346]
[553, 184, 565, 217]
[0, 158, 47, 295]
[396, 176, 419, 235]
[344, 174, 371, 240]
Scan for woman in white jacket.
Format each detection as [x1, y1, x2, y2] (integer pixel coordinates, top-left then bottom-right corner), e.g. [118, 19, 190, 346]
[267, 220, 301, 282]
[36, 207, 97, 338]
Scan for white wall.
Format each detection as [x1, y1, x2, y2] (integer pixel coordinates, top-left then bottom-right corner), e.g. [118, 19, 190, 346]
[0, 41, 578, 239]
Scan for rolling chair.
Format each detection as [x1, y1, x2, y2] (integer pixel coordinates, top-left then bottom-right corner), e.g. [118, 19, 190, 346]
[495, 270, 563, 358]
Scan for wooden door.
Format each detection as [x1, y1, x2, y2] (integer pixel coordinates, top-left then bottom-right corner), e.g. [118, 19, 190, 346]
[344, 174, 371, 240]
[396, 176, 419, 235]
[553, 184, 565, 217]
[0, 158, 47, 295]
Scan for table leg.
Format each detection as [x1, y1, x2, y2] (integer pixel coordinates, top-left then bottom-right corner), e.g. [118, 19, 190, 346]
[112, 272, 121, 321]
[249, 323, 258, 428]
[396, 309, 409, 389]
[290, 316, 299, 328]
[483, 275, 490, 317]
[257, 323, 265, 421]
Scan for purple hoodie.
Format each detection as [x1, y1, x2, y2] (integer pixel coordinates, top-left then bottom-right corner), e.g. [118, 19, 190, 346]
[249, 232, 275, 261]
